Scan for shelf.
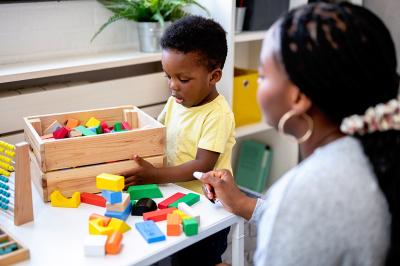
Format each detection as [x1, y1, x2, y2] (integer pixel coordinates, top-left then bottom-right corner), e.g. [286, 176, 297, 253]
[0, 49, 162, 83]
[234, 31, 266, 43]
[235, 122, 272, 138]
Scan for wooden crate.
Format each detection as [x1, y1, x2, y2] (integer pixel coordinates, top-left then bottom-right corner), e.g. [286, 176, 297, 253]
[23, 105, 166, 201]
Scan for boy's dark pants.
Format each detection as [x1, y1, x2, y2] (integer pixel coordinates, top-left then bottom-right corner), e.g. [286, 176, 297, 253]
[172, 227, 230, 266]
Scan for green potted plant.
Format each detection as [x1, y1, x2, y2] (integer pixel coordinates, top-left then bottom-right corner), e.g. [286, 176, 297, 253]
[92, 0, 209, 53]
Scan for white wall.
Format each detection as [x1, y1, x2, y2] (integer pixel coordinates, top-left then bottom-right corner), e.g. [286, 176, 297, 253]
[0, 0, 139, 65]
[365, 0, 400, 73]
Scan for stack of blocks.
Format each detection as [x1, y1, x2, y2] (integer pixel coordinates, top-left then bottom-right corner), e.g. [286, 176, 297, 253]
[96, 173, 132, 221]
[86, 213, 131, 256]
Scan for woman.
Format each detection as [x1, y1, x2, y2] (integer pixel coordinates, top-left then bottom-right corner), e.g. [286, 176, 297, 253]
[200, 1, 400, 265]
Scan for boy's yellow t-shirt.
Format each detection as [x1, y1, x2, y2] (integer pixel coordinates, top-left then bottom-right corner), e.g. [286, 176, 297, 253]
[157, 94, 236, 193]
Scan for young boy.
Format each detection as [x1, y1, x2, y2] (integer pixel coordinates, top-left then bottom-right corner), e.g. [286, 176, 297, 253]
[124, 16, 235, 265]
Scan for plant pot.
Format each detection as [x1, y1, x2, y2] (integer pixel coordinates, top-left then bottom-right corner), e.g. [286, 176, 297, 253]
[137, 22, 171, 53]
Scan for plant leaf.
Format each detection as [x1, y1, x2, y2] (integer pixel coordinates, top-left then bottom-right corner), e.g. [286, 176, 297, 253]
[91, 13, 124, 42]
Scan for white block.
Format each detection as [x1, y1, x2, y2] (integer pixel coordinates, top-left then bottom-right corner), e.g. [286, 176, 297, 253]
[84, 235, 107, 257]
[178, 202, 200, 224]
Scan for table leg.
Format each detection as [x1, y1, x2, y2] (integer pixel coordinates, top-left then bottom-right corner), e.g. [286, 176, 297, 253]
[231, 218, 244, 266]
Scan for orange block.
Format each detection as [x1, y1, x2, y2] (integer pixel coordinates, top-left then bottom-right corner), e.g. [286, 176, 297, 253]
[167, 213, 182, 236]
[89, 213, 111, 226]
[143, 207, 176, 222]
[106, 231, 123, 255]
[66, 118, 80, 129]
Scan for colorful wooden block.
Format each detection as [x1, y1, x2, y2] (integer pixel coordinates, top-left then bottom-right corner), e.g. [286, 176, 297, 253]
[89, 214, 111, 226]
[69, 129, 83, 138]
[143, 207, 176, 222]
[127, 184, 163, 200]
[122, 121, 132, 130]
[100, 121, 109, 129]
[50, 190, 80, 208]
[102, 190, 122, 204]
[106, 231, 123, 255]
[96, 173, 124, 192]
[107, 218, 131, 234]
[103, 128, 112, 133]
[85, 117, 101, 128]
[84, 235, 107, 257]
[158, 192, 186, 209]
[104, 204, 132, 221]
[65, 118, 80, 129]
[178, 202, 200, 224]
[89, 218, 114, 235]
[81, 192, 106, 207]
[135, 221, 166, 243]
[169, 193, 200, 208]
[131, 198, 157, 216]
[167, 213, 182, 236]
[106, 193, 130, 212]
[114, 122, 123, 132]
[43, 120, 62, 135]
[53, 127, 70, 139]
[183, 218, 199, 236]
[95, 125, 103, 134]
[74, 125, 97, 136]
[173, 210, 192, 220]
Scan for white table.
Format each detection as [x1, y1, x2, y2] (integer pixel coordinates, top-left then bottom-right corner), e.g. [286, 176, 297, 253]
[0, 183, 244, 266]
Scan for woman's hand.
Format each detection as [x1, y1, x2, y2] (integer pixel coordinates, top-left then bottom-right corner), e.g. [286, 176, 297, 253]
[200, 169, 257, 220]
[123, 155, 159, 188]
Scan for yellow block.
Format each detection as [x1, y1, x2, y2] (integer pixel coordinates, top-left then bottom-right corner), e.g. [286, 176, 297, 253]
[85, 117, 101, 128]
[50, 190, 81, 208]
[173, 210, 191, 220]
[89, 218, 114, 235]
[108, 218, 131, 234]
[233, 68, 262, 127]
[96, 173, 124, 192]
[89, 218, 131, 235]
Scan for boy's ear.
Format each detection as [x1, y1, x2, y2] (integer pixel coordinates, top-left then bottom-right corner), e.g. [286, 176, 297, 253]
[209, 68, 222, 85]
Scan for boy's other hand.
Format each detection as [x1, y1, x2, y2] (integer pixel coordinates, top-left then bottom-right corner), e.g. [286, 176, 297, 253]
[123, 155, 158, 188]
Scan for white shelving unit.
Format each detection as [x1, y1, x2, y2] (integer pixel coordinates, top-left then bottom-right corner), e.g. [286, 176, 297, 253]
[234, 31, 266, 43]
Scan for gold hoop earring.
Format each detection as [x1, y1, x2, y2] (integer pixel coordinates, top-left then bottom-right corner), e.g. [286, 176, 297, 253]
[278, 110, 314, 144]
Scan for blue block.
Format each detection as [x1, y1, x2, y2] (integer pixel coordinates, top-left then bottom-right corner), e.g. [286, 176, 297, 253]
[104, 203, 131, 221]
[102, 190, 122, 204]
[135, 220, 166, 243]
[89, 127, 97, 133]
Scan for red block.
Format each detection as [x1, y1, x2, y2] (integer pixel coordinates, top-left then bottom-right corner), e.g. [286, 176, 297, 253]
[53, 127, 70, 139]
[122, 121, 132, 130]
[158, 192, 186, 209]
[143, 207, 176, 222]
[81, 192, 106, 207]
[103, 128, 112, 133]
[100, 121, 109, 129]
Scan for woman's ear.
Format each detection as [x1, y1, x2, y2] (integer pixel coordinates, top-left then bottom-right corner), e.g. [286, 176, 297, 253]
[289, 84, 312, 115]
[209, 68, 222, 85]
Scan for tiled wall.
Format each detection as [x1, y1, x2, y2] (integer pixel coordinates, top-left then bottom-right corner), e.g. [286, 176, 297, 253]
[0, 0, 139, 65]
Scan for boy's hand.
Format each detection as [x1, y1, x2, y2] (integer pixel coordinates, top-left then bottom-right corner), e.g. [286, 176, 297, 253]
[124, 155, 158, 188]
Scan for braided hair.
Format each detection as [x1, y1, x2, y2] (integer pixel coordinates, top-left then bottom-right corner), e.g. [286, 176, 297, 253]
[274, 1, 400, 264]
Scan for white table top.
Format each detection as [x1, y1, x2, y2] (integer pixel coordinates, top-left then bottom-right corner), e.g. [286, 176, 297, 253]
[0, 183, 240, 266]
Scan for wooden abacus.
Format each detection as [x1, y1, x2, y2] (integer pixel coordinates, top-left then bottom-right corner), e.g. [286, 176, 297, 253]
[0, 140, 34, 226]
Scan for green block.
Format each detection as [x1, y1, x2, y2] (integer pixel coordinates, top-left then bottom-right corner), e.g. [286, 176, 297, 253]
[74, 125, 96, 136]
[130, 199, 137, 206]
[169, 193, 200, 208]
[96, 125, 103, 134]
[183, 218, 198, 236]
[127, 184, 163, 200]
[114, 122, 123, 132]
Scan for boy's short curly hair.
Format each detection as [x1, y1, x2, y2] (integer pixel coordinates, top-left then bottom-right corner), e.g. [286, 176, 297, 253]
[161, 16, 228, 70]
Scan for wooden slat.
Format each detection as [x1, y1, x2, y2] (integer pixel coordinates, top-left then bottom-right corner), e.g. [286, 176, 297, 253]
[42, 126, 165, 171]
[23, 119, 43, 169]
[14, 142, 34, 226]
[30, 151, 46, 202]
[31, 154, 164, 202]
[0, 226, 30, 265]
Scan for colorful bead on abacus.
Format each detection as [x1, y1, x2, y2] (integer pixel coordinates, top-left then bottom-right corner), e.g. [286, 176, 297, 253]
[0, 183, 14, 191]
[0, 155, 12, 164]
[0, 175, 13, 183]
[0, 161, 14, 172]
[0, 168, 10, 177]
[0, 141, 15, 151]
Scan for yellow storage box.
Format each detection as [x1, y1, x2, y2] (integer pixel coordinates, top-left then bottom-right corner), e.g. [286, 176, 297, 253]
[233, 68, 262, 127]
